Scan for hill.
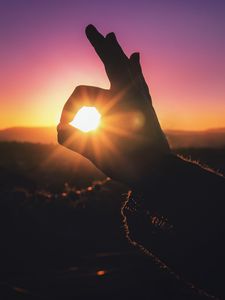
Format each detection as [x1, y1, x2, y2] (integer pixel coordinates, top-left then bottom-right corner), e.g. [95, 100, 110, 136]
[0, 126, 225, 148]
[0, 127, 57, 144]
[167, 128, 225, 148]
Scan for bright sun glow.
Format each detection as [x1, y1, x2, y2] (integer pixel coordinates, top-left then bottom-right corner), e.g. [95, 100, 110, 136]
[70, 106, 101, 132]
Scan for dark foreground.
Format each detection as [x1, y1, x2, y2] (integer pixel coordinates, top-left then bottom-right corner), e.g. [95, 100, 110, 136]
[0, 142, 225, 299]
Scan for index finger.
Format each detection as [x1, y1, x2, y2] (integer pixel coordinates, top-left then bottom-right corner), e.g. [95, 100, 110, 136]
[85, 24, 131, 90]
[85, 24, 110, 67]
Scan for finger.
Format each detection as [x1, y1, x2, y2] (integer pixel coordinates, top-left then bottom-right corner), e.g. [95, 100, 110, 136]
[85, 25, 131, 90]
[105, 32, 128, 64]
[129, 52, 152, 103]
[105, 32, 131, 89]
[85, 24, 110, 67]
[60, 85, 109, 124]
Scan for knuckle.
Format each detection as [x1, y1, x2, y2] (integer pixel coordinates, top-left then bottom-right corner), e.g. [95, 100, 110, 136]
[73, 85, 86, 95]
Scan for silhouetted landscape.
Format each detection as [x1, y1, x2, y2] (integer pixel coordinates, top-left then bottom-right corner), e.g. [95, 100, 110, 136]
[1, 140, 225, 299]
[1, 126, 225, 148]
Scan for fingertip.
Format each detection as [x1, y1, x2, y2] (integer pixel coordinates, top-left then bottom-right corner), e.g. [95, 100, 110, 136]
[57, 123, 62, 132]
[57, 123, 79, 146]
[130, 52, 140, 62]
[106, 32, 116, 40]
[57, 123, 72, 132]
[60, 110, 75, 125]
[85, 24, 104, 44]
[85, 24, 96, 36]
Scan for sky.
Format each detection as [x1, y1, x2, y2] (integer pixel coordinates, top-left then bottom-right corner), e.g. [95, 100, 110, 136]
[0, 0, 225, 131]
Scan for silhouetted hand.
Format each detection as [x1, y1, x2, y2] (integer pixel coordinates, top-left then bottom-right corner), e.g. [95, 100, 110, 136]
[57, 25, 225, 297]
[57, 24, 171, 186]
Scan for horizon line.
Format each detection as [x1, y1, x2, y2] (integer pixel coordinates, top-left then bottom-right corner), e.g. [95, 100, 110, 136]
[1, 125, 225, 133]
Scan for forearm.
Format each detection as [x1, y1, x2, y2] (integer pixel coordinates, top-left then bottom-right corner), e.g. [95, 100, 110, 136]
[124, 155, 225, 297]
[131, 154, 225, 223]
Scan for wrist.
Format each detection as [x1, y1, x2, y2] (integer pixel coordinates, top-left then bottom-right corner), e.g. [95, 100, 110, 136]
[129, 153, 184, 193]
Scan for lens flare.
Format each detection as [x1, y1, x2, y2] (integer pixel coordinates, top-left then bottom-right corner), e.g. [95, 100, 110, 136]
[70, 106, 101, 132]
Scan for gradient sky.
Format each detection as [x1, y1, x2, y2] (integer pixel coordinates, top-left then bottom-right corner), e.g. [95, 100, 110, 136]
[1, 0, 225, 130]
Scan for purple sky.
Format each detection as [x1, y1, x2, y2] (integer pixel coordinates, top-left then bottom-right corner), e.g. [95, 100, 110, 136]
[1, 0, 225, 130]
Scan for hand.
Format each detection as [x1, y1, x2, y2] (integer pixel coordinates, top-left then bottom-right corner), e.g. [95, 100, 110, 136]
[57, 24, 171, 187]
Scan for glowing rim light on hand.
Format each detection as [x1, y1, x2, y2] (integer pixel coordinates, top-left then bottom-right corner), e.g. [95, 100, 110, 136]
[70, 106, 101, 132]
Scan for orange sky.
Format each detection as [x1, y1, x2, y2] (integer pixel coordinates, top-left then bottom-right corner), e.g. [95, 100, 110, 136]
[1, 1, 225, 131]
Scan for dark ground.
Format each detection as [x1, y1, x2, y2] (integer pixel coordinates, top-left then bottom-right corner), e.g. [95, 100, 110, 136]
[0, 142, 225, 299]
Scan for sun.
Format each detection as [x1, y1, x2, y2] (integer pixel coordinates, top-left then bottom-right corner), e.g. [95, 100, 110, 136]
[70, 106, 101, 132]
